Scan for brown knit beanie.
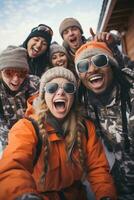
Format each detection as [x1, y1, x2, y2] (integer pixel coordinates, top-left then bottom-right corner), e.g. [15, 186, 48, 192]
[59, 17, 83, 38]
[39, 66, 77, 97]
[49, 42, 67, 62]
[0, 45, 29, 71]
[75, 41, 118, 74]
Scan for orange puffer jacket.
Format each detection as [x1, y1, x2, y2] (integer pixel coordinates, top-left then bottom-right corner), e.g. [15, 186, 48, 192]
[0, 116, 117, 200]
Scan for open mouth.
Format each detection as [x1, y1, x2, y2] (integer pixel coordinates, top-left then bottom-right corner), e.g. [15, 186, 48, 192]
[69, 36, 78, 44]
[31, 47, 40, 56]
[54, 99, 66, 111]
[89, 74, 103, 83]
[87, 74, 104, 89]
[57, 62, 65, 66]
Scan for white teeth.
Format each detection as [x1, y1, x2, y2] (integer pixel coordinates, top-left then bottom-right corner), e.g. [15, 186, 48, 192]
[54, 99, 65, 103]
[32, 47, 39, 52]
[89, 75, 102, 81]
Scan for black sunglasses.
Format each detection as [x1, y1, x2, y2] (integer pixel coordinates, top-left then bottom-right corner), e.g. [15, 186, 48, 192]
[44, 82, 76, 94]
[76, 54, 109, 73]
[32, 24, 53, 36]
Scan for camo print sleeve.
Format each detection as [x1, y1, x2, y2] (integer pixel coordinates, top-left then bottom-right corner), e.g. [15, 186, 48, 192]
[26, 75, 40, 97]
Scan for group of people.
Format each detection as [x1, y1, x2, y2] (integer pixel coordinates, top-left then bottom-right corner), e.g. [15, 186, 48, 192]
[0, 17, 133, 200]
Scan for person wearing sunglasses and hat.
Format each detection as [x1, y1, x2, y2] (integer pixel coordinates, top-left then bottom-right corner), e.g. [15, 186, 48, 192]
[0, 45, 39, 156]
[0, 67, 117, 200]
[22, 24, 53, 77]
[75, 41, 134, 200]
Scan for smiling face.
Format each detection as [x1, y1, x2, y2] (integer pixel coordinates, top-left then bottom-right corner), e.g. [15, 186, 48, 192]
[51, 52, 68, 68]
[79, 56, 113, 94]
[27, 36, 48, 58]
[1, 68, 27, 91]
[44, 77, 74, 120]
[62, 26, 83, 51]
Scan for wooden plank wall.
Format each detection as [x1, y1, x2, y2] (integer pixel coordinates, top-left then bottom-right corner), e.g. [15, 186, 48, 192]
[125, 12, 134, 60]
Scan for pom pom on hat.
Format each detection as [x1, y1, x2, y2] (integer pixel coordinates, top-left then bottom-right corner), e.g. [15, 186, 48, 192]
[0, 45, 29, 71]
[75, 41, 119, 74]
[39, 67, 77, 97]
[59, 17, 83, 38]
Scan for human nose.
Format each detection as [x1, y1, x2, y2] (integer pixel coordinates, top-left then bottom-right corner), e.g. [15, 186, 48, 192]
[56, 87, 64, 95]
[87, 62, 98, 73]
[56, 56, 62, 62]
[36, 41, 42, 48]
[68, 29, 73, 36]
[12, 73, 20, 81]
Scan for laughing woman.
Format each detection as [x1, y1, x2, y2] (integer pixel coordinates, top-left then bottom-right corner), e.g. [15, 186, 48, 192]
[22, 24, 53, 77]
[0, 67, 117, 200]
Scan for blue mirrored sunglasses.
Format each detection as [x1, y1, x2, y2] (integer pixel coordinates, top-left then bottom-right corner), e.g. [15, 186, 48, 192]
[44, 82, 76, 94]
[76, 54, 109, 73]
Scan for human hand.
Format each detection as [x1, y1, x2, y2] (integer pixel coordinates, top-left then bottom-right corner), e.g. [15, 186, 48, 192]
[89, 27, 115, 45]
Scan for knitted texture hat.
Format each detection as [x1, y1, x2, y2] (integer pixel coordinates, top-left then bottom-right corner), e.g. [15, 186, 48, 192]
[59, 17, 83, 37]
[0, 45, 29, 71]
[23, 24, 53, 48]
[39, 66, 77, 97]
[75, 41, 119, 74]
[49, 42, 67, 62]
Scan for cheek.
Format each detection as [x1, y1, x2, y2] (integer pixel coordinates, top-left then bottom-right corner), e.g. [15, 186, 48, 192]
[45, 94, 53, 108]
[104, 68, 113, 85]
[68, 96, 74, 108]
[42, 46, 47, 52]
[1, 75, 9, 85]
[52, 59, 56, 65]
[79, 73, 86, 82]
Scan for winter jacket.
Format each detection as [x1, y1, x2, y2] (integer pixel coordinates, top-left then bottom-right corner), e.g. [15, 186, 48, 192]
[0, 75, 39, 155]
[0, 115, 117, 200]
[83, 68, 134, 200]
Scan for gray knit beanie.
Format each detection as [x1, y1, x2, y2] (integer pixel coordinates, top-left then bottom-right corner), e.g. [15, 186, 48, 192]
[59, 17, 83, 38]
[39, 66, 77, 96]
[0, 45, 29, 71]
[49, 42, 67, 62]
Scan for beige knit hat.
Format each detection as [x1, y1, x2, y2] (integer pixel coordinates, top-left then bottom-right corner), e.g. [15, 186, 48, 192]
[0, 45, 29, 71]
[39, 66, 77, 97]
[59, 17, 83, 38]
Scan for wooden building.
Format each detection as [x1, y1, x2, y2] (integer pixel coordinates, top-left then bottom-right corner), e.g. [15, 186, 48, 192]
[97, 0, 134, 60]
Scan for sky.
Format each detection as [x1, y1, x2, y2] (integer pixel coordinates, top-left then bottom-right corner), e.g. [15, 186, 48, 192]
[0, 0, 103, 52]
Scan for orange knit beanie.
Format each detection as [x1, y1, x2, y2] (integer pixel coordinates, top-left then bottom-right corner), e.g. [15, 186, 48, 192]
[75, 41, 118, 70]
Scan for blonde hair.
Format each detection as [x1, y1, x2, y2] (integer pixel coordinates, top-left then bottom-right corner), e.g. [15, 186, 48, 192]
[34, 93, 87, 185]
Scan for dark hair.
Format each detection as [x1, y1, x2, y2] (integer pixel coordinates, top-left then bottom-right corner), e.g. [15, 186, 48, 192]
[78, 66, 133, 152]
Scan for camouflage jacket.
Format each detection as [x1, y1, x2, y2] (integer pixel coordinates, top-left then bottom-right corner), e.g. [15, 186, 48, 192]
[85, 68, 134, 199]
[0, 75, 39, 154]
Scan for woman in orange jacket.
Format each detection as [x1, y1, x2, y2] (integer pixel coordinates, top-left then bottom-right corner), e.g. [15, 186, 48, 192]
[0, 67, 117, 200]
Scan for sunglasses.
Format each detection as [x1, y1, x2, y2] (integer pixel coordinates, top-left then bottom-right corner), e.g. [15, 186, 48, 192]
[2, 69, 28, 79]
[32, 24, 53, 36]
[44, 82, 76, 94]
[76, 54, 109, 73]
